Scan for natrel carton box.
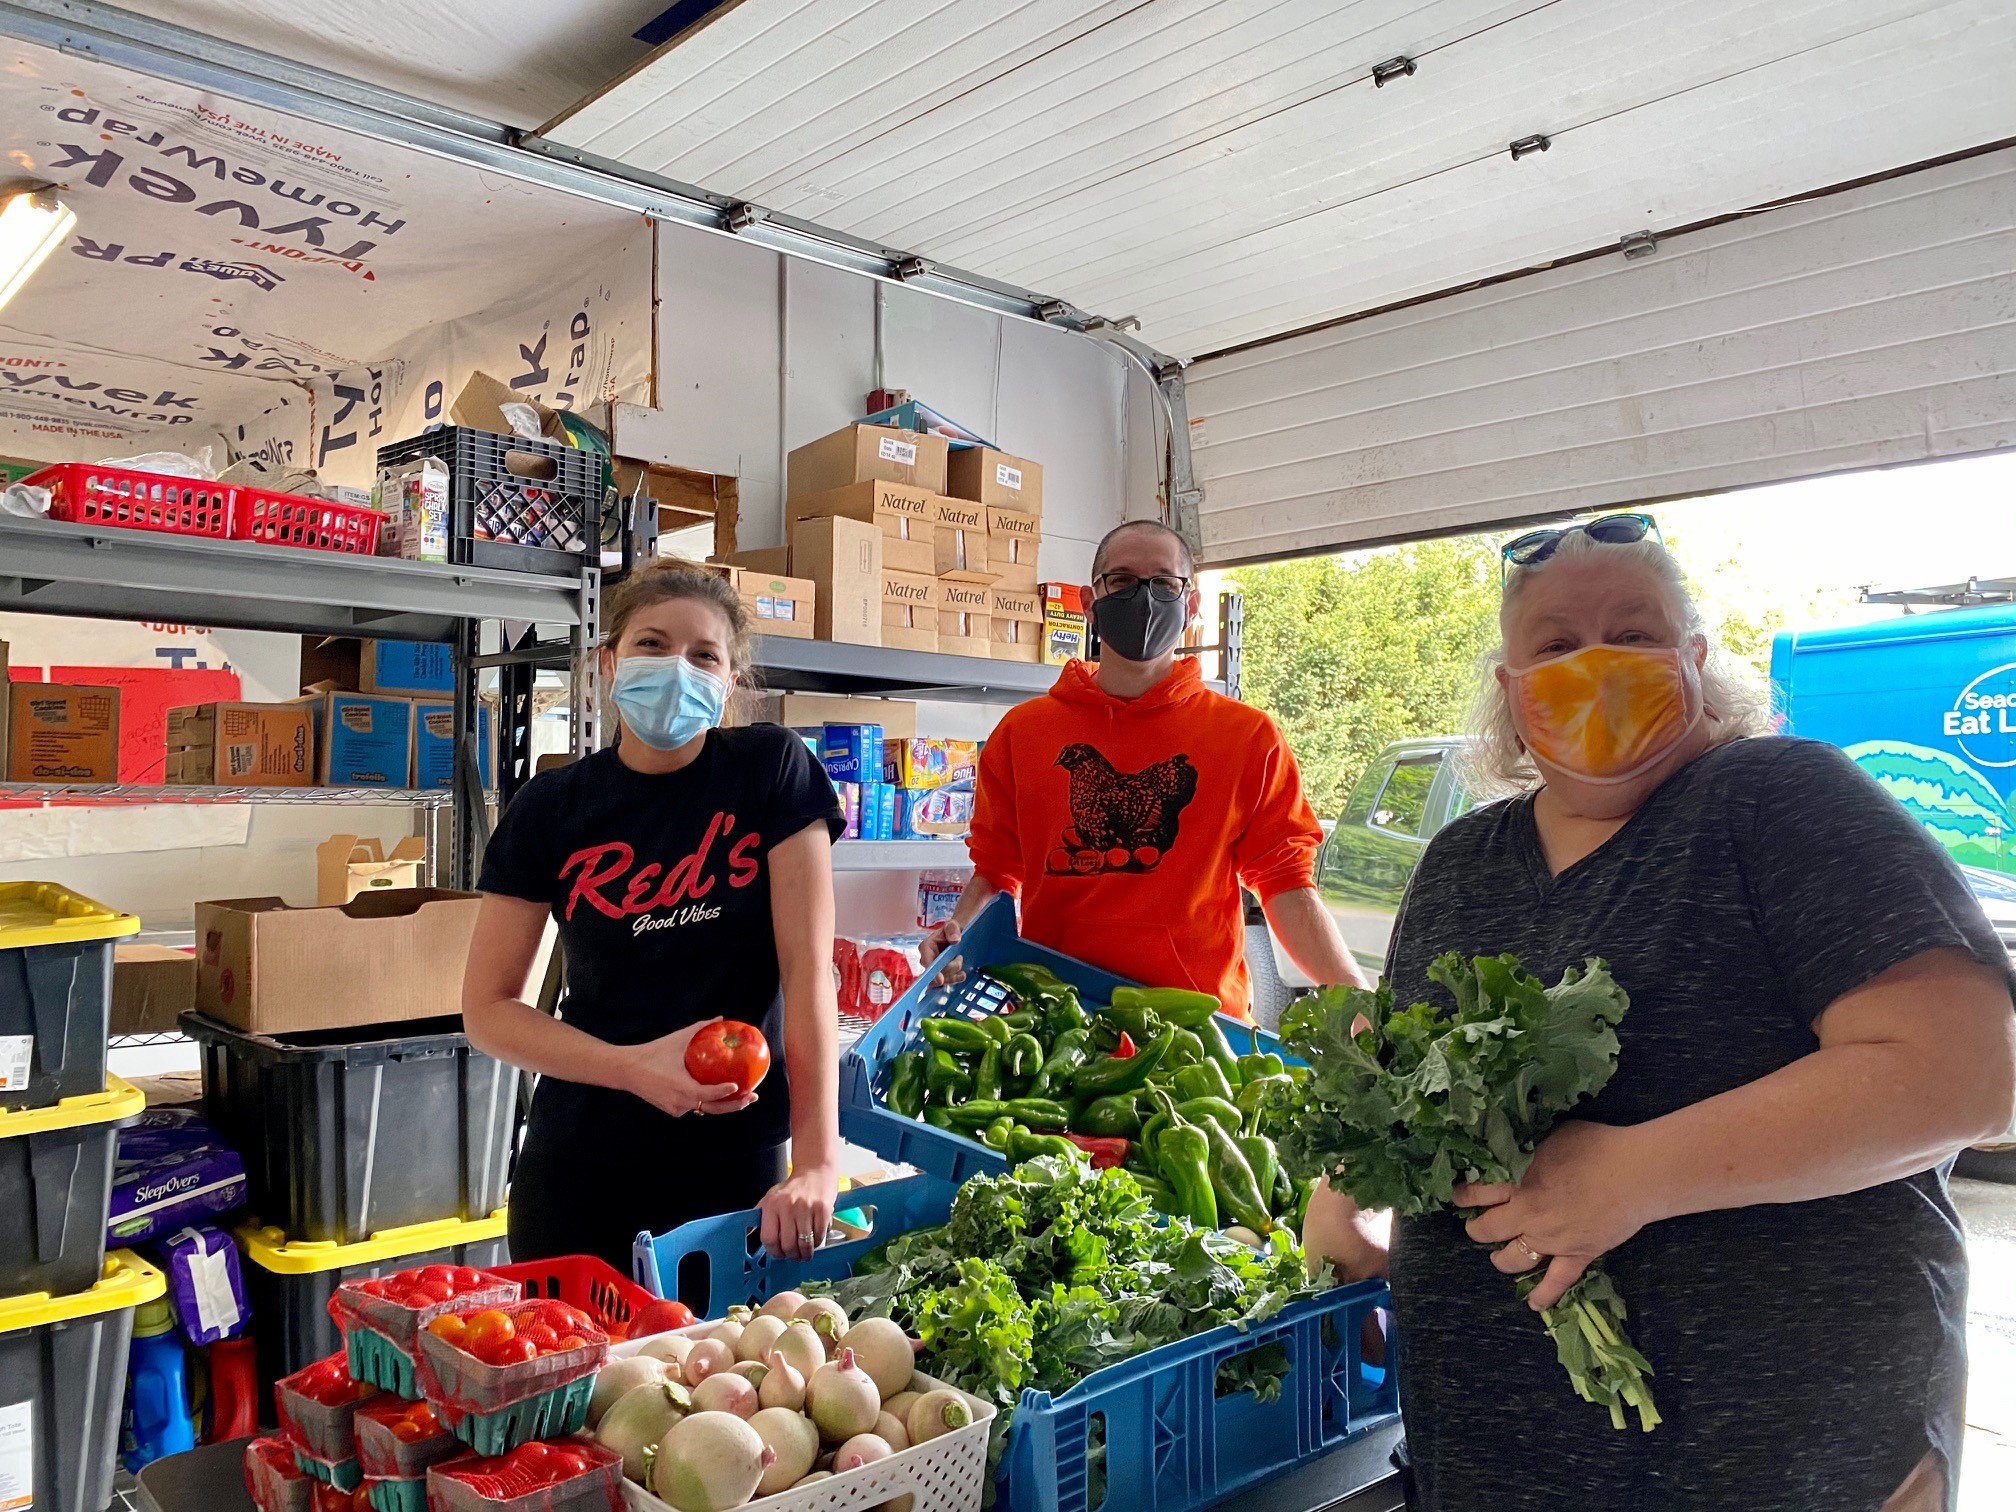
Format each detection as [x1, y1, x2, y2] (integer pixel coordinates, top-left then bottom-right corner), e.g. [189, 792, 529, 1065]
[949, 447, 1043, 515]
[881, 569, 941, 653]
[795, 480, 936, 574]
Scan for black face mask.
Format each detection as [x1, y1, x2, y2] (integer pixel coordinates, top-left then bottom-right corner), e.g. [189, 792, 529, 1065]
[1091, 580, 1188, 663]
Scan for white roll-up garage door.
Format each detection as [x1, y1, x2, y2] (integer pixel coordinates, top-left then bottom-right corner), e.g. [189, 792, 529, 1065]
[1187, 146, 2016, 565]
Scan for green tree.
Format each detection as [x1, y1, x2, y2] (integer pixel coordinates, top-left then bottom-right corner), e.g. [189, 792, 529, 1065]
[1229, 539, 1502, 816]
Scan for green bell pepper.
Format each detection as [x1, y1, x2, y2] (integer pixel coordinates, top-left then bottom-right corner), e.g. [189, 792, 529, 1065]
[976, 1015, 1014, 1048]
[1042, 991, 1090, 1038]
[925, 1048, 973, 1104]
[1003, 1032, 1046, 1081]
[1031, 1028, 1091, 1098]
[1163, 1028, 1206, 1070]
[1110, 984, 1223, 1029]
[885, 1050, 928, 1118]
[1000, 1097, 1073, 1129]
[1195, 1014, 1240, 1078]
[1173, 1061, 1236, 1106]
[997, 1009, 1044, 1036]
[1237, 1052, 1286, 1084]
[1236, 1133, 1279, 1221]
[1150, 1094, 1218, 1228]
[1071, 1026, 1175, 1098]
[973, 1044, 1003, 1101]
[1175, 1096, 1242, 1137]
[919, 1017, 993, 1053]
[1098, 997, 1163, 1040]
[982, 962, 1073, 1001]
[1200, 1118, 1273, 1234]
[1138, 1108, 1172, 1165]
[1007, 1127, 1081, 1164]
[1071, 1093, 1144, 1138]
[981, 1117, 1016, 1152]
[924, 1106, 958, 1130]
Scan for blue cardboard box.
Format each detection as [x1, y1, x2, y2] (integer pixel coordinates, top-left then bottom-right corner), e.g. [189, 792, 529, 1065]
[820, 723, 884, 783]
[361, 640, 454, 697]
[413, 701, 494, 790]
[312, 693, 414, 787]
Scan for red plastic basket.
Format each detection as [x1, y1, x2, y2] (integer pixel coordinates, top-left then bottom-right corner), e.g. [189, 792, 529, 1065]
[487, 1257, 653, 1342]
[236, 490, 382, 555]
[31, 462, 235, 538]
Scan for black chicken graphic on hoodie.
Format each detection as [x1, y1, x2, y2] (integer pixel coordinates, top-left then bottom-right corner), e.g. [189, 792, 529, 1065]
[1048, 743, 1199, 874]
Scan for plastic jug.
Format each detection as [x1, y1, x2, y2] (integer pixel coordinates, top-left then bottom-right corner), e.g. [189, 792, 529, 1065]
[203, 1336, 260, 1443]
[121, 1296, 198, 1471]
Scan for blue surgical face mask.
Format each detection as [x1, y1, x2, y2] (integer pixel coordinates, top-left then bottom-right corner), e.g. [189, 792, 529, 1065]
[610, 655, 728, 751]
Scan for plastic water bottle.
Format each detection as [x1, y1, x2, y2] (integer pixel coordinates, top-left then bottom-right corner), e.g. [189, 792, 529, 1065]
[121, 1297, 198, 1471]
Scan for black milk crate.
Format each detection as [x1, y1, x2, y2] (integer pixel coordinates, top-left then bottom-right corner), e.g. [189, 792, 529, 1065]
[377, 427, 603, 578]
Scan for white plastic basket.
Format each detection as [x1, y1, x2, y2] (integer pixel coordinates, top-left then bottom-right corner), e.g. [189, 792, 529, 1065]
[607, 1326, 994, 1512]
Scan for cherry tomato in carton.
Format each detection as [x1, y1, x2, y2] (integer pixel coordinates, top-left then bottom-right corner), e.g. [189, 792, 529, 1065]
[544, 1447, 591, 1479]
[410, 1281, 454, 1306]
[425, 1315, 468, 1348]
[521, 1322, 561, 1353]
[536, 1300, 592, 1333]
[558, 1334, 587, 1351]
[460, 1310, 515, 1357]
[493, 1336, 539, 1366]
[417, 1265, 456, 1285]
[626, 1299, 695, 1339]
[684, 1019, 771, 1095]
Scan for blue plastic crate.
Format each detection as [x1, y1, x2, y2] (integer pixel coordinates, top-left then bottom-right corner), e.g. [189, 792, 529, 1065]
[838, 894, 1298, 1183]
[631, 1172, 1398, 1512]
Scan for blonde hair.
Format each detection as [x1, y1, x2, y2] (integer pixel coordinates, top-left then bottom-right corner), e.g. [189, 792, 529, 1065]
[601, 559, 753, 678]
[1460, 528, 1767, 799]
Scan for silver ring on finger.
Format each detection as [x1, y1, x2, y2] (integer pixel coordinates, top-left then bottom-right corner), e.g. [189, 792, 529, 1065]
[798, 1230, 816, 1248]
[1510, 1235, 1544, 1267]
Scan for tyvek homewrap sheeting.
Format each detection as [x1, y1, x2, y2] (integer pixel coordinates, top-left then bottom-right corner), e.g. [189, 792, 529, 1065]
[0, 39, 651, 483]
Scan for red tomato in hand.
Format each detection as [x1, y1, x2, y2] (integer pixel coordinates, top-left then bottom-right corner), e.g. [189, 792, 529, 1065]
[684, 1020, 771, 1095]
[626, 1299, 696, 1339]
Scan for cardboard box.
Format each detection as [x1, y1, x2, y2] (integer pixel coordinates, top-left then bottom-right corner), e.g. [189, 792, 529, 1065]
[938, 579, 995, 652]
[795, 478, 937, 550]
[710, 565, 816, 640]
[1043, 583, 1090, 665]
[6, 682, 119, 782]
[165, 702, 315, 788]
[412, 701, 496, 790]
[316, 834, 427, 907]
[881, 626, 940, 654]
[193, 890, 484, 1035]
[992, 561, 1040, 594]
[362, 642, 454, 697]
[109, 945, 196, 1037]
[930, 495, 987, 534]
[303, 692, 415, 788]
[950, 447, 1043, 514]
[938, 629, 993, 660]
[933, 527, 994, 582]
[790, 516, 882, 646]
[774, 694, 917, 738]
[882, 570, 941, 629]
[987, 506, 1041, 543]
[0, 640, 10, 771]
[789, 424, 949, 499]
[990, 586, 1043, 623]
[723, 547, 791, 576]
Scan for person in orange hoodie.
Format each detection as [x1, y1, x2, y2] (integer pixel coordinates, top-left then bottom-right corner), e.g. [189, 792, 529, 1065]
[921, 519, 1372, 1018]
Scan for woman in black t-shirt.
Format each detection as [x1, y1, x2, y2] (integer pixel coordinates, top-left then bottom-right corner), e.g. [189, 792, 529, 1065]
[462, 560, 844, 1271]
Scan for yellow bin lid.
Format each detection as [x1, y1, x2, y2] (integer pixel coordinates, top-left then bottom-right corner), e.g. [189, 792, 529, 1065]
[0, 882, 140, 950]
[0, 1074, 144, 1141]
[0, 1250, 165, 1335]
[237, 1209, 510, 1276]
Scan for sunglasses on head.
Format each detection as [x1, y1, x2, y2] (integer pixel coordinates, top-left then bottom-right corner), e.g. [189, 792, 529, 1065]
[1500, 512, 1663, 582]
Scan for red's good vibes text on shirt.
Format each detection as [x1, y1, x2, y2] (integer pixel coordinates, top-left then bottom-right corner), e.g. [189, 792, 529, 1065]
[558, 811, 760, 921]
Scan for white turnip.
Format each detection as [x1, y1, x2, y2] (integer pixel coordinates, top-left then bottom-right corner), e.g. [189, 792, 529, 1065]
[757, 1291, 807, 1321]
[596, 1380, 692, 1483]
[806, 1348, 881, 1443]
[736, 1314, 788, 1364]
[689, 1371, 759, 1420]
[832, 1433, 893, 1474]
[793, 1472, 833, 1488]
[750, 1407, 819, 1495]
[589, 1356, 668, 1428]
[651, 1411, 771, 1512]
[874, 1412, 910, 1452]
[708, 1318, 745, 1354]
[841, 1317, 914, 1400]
[905, 1390, 972, 1445]
[880, 1390, 919, 1425]
[636, 1333, 696, 1369]
[728, 1361, 769, 1390]
[683, 1338, 735, 1384]
[758, 1351, 806, 1412]
[793, 1297, 849, 1355]
[771, 1321, 826, 1382]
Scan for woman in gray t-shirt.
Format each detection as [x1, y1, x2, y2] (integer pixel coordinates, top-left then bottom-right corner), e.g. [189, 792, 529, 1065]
[1311, 518, 2016, 1511]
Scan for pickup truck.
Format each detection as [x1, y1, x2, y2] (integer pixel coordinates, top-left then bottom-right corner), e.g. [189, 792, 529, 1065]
[1265, 734, 2016, 1175]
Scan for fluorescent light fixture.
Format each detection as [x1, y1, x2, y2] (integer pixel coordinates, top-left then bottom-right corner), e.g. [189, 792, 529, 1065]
[0, 185, 75, 313]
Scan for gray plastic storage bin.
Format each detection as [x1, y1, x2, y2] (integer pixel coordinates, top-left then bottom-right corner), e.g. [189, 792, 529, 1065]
[0, 881, 136, 1112]
[0, 1249, 159, 1512]
[0, 1076, 141, 1299]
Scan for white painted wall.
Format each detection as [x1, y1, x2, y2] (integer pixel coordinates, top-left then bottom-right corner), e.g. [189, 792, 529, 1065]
[652, 221, 1154, 586]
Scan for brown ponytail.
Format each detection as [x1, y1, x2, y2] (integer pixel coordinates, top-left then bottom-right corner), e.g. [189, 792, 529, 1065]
[601, 559, 754, 679]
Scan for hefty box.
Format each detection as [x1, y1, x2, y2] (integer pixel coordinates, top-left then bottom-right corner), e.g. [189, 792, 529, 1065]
[304, 692, 415, 787]
[794, 480, 936, 574]
[820, 724, 884, 784]
[1043, 583, 1090, 665]
[884, 738, 979, 790]
[412, 701, 496, 790]
[6, 681, 119, 782]
[165, 702, 315, 788]
[949, 447, 1043, 515]
[193, 890, 484, 1035]
[790, 516, 882, 646]
[788, 424, 949, 499]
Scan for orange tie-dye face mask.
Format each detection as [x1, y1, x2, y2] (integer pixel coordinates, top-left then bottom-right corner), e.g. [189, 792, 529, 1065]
[1508, 643, 1700, 784]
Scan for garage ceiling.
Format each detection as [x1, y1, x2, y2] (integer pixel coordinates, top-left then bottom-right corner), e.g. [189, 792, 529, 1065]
[543, 0, 2016, 357]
